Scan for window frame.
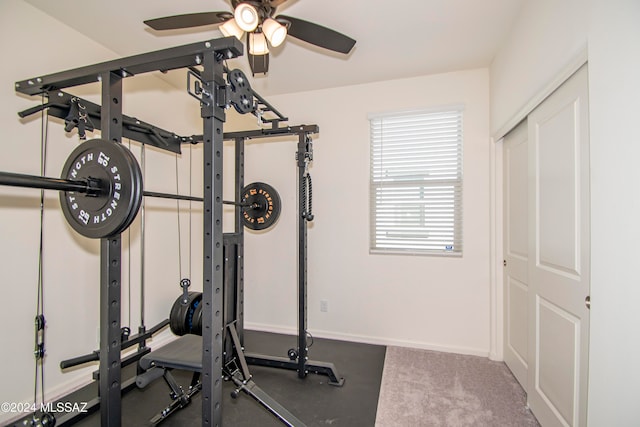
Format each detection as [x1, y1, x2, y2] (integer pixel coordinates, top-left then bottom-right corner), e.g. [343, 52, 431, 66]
[368, 105, 464, 256]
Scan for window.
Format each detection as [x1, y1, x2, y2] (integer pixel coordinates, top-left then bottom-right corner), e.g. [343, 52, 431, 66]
[369, 107, 463, 255]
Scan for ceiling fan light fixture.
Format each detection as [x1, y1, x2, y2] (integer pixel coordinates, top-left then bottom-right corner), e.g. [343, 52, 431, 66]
[248, 32, 269, 55]
[234, 3, 259, 32]
[219, 18, 244, 40]
[262, 18, 287, 47]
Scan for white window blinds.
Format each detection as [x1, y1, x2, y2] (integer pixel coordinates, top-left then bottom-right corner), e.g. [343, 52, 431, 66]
[369, 107, 463, 255]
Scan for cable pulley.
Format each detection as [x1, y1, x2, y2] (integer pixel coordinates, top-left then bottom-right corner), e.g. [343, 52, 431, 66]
[34, 314, 46, 360]
[227, 69, 255, 115]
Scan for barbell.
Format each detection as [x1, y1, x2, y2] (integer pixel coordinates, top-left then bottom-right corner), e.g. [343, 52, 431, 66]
[0, 139, 281, 237]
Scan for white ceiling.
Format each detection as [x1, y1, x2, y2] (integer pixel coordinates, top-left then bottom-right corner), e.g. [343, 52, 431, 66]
[24, 0, 525, 97]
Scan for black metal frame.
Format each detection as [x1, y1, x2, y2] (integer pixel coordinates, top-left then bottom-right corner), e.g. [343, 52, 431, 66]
[229, 127, 344, 386]
[19, 90, 184, 153]
[15, 37, 242, 427]
[43, 320, 169, 426]
[13, 36, 342, 427]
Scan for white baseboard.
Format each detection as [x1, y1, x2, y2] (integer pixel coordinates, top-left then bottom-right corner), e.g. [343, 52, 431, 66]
[145, 328, 179, 350]
[245, 322, 490, 358]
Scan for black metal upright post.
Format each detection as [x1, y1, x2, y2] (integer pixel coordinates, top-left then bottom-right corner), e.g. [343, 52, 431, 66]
[99, 71, 123, 426]
[296, 131, 309, 379]
[236, 126, 342, 386]
[235, 137, 245, 341]
[200, 49, 226, 427]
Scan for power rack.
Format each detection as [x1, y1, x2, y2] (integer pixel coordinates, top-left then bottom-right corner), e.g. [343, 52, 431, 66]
[13, 37, 342, 427]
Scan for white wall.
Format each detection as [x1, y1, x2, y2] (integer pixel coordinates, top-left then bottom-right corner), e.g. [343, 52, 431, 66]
[0, 2, 204, 424]
[239, 69, 492, 356]
[587, 1, 640, 425]
[490, 0, 588, 136]
[491, 0, 640, 424]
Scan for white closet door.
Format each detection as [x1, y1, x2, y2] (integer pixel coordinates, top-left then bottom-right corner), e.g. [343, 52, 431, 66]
[527, 64, 590, 427]
[503, 121, 529, 390]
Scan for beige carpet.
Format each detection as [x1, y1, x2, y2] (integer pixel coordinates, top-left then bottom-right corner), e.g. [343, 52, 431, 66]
[375, 346, 540, 427]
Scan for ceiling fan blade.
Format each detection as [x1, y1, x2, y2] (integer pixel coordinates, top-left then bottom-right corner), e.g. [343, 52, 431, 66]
[144, 12, 232, 31]
[268, 0, 289, 6]
[276, 15, 356, 54]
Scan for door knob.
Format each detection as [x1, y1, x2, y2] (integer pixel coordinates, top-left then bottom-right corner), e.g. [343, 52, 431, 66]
[585, 295, 591, 309]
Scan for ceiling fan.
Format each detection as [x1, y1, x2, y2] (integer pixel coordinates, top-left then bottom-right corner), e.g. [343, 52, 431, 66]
[144, 0, 356, 75]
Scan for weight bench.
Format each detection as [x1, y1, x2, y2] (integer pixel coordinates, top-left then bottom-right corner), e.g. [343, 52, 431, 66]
[136, 328, 306, 426]
[136, 334, 202, 424]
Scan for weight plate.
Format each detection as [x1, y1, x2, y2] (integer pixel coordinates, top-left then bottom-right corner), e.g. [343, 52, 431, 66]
[169, 291, 202, 336]
[192, 301, 203, 336]
[241, 182, 281, 230]
[59, 139, 143, 239]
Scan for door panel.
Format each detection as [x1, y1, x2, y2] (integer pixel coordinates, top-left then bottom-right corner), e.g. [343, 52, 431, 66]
[503, 121, 529, 389]
[536, 102, 580, 277]
[527, 64, 590, 427]
[536, 296, 580, 426]
[507, 277, 528, 365]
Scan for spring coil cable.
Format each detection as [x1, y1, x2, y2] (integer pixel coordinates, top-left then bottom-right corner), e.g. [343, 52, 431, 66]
[302, 174, 313, 221]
